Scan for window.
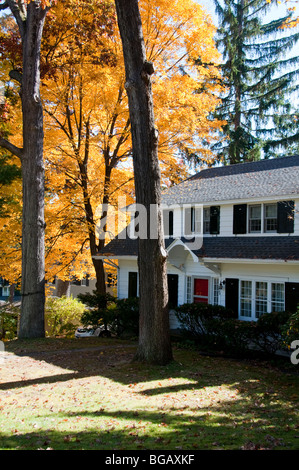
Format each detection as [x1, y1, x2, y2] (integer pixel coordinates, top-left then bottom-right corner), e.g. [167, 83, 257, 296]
[2, 286, 10, 297]
[203, 206, 220, 234]
[234, 201, 294, 234]
[264, 204, 277, 232]
[240, 281, 252, 317]
[255, 282, 268, 318]
[191, 207, 202, 234]
[186, 276, 192, 304]
[271, 283, 284, 312]
[184, 206, 202, 236]
[248, 205, 261, 233]
[213, 278, 219, 305]
[239, 280, 285, 319]
[203, 208, 210, 234]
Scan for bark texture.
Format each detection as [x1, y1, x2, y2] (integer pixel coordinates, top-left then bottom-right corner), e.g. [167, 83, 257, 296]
[17, 2, 48, 338]
[114, 0, 173, 364]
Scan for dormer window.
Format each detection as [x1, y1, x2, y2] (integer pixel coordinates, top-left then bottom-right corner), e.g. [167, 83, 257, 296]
[184, 206, 202, 236]
[234, 201, 294, 234]
[248, 205, 261, 233]
[264, 204, 277, 232]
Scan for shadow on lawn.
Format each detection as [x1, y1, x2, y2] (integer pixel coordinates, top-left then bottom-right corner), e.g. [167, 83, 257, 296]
[0, 397, 297, 450]
[1, 339, 299, 450]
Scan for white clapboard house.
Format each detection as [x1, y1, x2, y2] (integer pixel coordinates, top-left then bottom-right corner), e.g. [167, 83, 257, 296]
[96, 155, 299, 330]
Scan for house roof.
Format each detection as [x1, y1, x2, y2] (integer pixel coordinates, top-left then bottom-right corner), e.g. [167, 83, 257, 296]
[162, 154, 299, 205]
[98, 234, 299, 262]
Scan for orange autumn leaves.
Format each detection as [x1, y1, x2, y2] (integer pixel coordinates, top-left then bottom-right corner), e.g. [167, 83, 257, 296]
[0, 0, 224, 284]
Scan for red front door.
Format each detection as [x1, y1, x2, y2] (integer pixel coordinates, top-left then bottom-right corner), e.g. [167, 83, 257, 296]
[194, 278, 209, 303]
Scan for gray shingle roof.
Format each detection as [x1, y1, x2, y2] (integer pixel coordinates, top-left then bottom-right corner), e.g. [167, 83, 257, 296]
[191, 236, 299, 261]
[98, 233, 299, 261]
[162, 155, 299, 205]
[98, 156, 299, 261]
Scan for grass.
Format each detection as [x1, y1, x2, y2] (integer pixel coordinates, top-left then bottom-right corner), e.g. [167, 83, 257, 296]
[0, 337, 298, 450]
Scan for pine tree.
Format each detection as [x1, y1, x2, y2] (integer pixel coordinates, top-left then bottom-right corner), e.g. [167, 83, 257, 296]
[213, 0, 299, 164]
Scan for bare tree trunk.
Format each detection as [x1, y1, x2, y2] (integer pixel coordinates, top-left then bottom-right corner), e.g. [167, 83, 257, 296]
[18, 2, 47, 338]
[114, 0, 173, 365]
[56, 279, 70, 297]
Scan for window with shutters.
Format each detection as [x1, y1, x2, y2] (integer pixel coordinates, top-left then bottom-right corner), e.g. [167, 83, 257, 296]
[233, 201, 294, 234]
[203, 206, 220, 234]
[184, 206, 202, 236]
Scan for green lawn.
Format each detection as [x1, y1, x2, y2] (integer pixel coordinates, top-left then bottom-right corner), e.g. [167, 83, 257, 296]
[0, 337, 298, 450]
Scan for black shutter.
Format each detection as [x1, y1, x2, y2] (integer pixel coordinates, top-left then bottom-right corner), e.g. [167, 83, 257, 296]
[233, 204, 247, 234]
[128, 272, 138, 298]
[167, 274, 178, 309]
[210, 206, 220, 234]
[277, 201, 294, 233]
[285, 282, 299, 313]
[225, 278, 239, 318]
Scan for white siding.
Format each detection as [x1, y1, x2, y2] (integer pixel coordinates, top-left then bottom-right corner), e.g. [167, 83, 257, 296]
[168, 198, 299, 237]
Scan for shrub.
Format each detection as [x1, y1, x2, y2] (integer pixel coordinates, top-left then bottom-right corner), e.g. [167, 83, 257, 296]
[281, 306, 299, 349]
[45, 296, 86, 337]
[0, 303, 20, 340]
[114, 297, 139, 337]
[174, 302, 234, 343]
[78, 292, 116, 334]
[78, 292, 139, 338]
[250, 310, 292, 355]
[175, 302, 292, 357]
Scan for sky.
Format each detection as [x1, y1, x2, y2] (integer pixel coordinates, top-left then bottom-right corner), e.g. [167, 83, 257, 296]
[198, 0, 294, 22]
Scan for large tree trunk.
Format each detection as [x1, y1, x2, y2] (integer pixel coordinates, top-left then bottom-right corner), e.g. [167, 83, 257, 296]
[18, 2, 47, 338]
[114, 0, 173, 365]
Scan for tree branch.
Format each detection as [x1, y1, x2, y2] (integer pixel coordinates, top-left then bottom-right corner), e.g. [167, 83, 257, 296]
[6, 0, 26, 40]
[0, 2, 9, 11]
[0, 137, 23, 159]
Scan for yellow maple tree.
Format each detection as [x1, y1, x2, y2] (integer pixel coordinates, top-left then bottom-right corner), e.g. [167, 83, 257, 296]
[0, 0, 224, 292]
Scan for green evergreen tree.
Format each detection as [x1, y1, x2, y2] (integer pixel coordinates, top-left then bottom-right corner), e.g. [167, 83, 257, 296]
[212, 0, 299, 164]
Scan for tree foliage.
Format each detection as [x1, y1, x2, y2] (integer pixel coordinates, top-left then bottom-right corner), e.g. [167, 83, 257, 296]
[0, 0, 224, 291]
[212, 0, 299, 164]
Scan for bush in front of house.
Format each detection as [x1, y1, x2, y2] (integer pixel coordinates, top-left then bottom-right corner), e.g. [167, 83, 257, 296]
[45, 295, 86, 337]
[174, 302, 235, 345]
[174, 302, 293, 357]
[281, 306, 299, 350]
[250, 310, 292, 356]
[78, 292, 139, 338]
[78, 291, 116, 335]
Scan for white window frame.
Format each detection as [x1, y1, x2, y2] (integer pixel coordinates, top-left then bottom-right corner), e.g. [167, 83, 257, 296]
[2, 286, 10, 297]
[203, 207, 210, 234]
[247, 203, 278, 234]
[264, 203, 278, 233]
[248, 204, 262, 233]
[239, 279, 285, 321]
